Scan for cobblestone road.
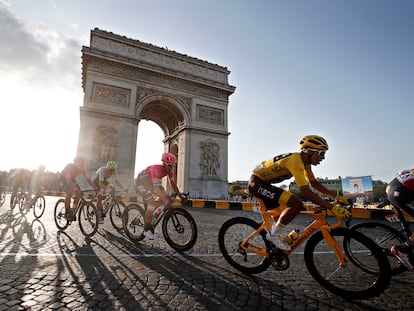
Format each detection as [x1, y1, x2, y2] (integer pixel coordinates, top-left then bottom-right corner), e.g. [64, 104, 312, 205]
[0, 195, 413, 310]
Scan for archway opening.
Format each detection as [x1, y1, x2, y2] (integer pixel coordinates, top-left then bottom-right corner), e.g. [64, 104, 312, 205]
[134, 120, 165, 177]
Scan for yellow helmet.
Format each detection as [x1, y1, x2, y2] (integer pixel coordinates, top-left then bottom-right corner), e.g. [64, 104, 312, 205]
[299, 135, 329, 151]
[107, 161, 117, 170]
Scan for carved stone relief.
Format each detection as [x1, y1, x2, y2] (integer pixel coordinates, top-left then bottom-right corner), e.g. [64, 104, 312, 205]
[197, 105, 224, 125]
[91, 125, 119, 168]
[200, 139, 220, 177]
[87, 58, 229, 101]
[91, 82, 130, 107]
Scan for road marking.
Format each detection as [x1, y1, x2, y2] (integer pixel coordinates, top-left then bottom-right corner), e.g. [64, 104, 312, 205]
[0, 252, 304, 258]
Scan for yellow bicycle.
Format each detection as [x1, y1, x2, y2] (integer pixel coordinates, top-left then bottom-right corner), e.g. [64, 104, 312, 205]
[218, 199, 391, 299]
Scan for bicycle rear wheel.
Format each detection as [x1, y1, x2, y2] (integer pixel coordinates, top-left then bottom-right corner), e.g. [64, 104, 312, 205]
[349, 221, 407, 275]
[305, 228, 391, 300]
[54, 199, 69, 230]
[123, 203, 145, 242]
[110, 201, 126, 231]
[33, 195, 46, 218]
[162, 207, 197, 252]
[218, 217, 271, 275]
[78, 201, 98, 237]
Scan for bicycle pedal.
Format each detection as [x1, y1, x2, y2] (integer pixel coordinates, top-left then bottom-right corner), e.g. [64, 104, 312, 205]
[271, 256, 290, 270]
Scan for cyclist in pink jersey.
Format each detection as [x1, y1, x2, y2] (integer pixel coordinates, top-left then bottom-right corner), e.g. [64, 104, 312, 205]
[387, 168, 414, 269]
[135, 152, 187, 239]
[60, 156, 96, 220]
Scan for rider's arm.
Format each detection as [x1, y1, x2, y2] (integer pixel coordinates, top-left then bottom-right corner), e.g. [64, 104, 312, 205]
[169, 178, 181, 196]
[153, 185, 170, 205]
[114, 175, 123, 189]
[83, 171, 96, 189]
[99, 178, 107, 191]
[291, 163, 333, 210]
[309, 179, 337, 200]
[299, 185, 333, 210]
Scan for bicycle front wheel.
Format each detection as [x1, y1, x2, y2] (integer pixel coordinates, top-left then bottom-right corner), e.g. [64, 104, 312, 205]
[78, 201, 98, 237]
[0, 191, 5, 207]
[110, 201, 126, 231]
[54, 199, 69, 230]
[10, 194, 19, 210]
[33, 195, 46, 218]
[349, 221, 407, 276]
[162, 207, 197, 252]
[123, 203, 145, 242]
[218, 217, 271, 275]
[305, 228, 391, 300]
[19, 196, 27, 213]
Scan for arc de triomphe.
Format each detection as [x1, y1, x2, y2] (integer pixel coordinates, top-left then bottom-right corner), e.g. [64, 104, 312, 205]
[77, 28, 235, 199]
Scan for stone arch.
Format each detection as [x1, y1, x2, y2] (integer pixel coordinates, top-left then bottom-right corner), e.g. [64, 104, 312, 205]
[78, 28, 235, 199]
[136, 93, 189, 137]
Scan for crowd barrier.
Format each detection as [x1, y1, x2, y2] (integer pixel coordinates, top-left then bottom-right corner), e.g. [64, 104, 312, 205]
[36, 191, 409, 220]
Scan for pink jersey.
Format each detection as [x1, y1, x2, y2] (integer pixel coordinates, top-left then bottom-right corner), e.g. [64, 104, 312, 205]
[141, 165, 174, 187]
[63, 163, 88, 183]
[396, 169, 414, 191]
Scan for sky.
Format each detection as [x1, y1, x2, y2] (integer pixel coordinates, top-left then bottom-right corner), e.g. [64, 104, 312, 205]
[0, 0, 413, 183]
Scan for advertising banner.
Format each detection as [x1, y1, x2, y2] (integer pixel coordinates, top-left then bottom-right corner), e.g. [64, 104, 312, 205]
[342, 176, 373, 203]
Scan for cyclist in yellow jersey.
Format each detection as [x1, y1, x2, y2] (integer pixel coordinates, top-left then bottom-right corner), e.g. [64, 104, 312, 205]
[248, 135, 351, 250]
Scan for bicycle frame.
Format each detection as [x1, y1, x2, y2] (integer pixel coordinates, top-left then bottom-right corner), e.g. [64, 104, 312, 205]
[386, 204, 414, 238]
[71, 190, 95, 217]
[240, 199, 347, 267]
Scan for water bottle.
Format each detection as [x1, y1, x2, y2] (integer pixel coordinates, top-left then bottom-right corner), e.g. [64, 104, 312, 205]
[285, 230, 299, 245]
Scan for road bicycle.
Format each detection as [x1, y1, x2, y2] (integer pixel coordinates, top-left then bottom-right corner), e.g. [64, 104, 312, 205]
[0, 187, 6, 207]
[10, 189, 25, 211]
[19, 190, 46, 218]
[122, 193, 197, 252]
[100, 190, 126, 231]
[218, 199, 391, 300]
[9, 189, 45, 218]
[348, 199, 414, 276]
[54, 190, 99, 237]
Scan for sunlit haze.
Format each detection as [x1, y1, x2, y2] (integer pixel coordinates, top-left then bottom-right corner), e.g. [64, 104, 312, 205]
[1, 0, 413, 183]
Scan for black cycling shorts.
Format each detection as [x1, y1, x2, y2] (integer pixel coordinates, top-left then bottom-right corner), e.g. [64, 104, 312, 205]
[248, 175, 287, 210]
[386, 178, 414, 218]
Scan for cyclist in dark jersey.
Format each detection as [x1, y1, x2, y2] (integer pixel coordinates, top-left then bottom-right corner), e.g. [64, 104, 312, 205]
[387, 168, 414, 269]
[135, 152, 187, 239]
[248, 135, 351, 250]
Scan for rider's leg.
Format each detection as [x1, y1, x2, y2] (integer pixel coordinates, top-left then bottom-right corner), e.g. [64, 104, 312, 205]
[387, 179, 414, 244]
[270, 194, 303, 235]
[144, 198, 158, 230]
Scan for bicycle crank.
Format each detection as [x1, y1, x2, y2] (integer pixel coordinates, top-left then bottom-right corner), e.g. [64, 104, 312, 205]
[269, 248, 290, 270]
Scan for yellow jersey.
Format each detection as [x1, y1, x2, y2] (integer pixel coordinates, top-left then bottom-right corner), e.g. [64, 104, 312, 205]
[252, 152, 315, 187]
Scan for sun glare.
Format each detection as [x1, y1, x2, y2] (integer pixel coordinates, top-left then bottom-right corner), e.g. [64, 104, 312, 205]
[1, 77, 82, 173]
